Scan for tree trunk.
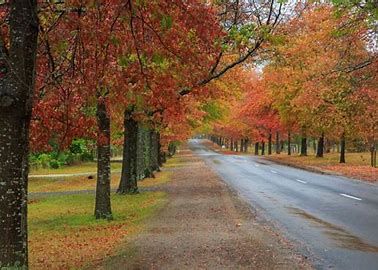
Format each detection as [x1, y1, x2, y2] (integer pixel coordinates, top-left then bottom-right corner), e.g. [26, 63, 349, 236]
[371, 143, 376, 168]
[168, 142, 176, 157]
[261, 141, 265, 155]
[316, 133, 324, 158]
[157, 132, 163, 167]
[288, 131, 291, 155]
[230, 138, 234, 151]
[118, 109, 139, 194]
[0, 1, 38, 267]
[268, 133, 272, 155]
[94, 96, 112, 220]
[275, 132, 280, 154]
[340, 132, 346, 164]
[235, 140, 239, 152]
[280, 140, 284, 152]
[240, 139, 244, 152]
[141, 127, 152, 178]
[254, 142, 259, 155]
[300, 129, 307, 156]
[150, 131, 160, 171]
[244, 139, 249, 153]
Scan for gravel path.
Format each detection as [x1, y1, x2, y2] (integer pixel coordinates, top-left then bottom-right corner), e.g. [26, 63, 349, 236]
[97, 147, 311, 269]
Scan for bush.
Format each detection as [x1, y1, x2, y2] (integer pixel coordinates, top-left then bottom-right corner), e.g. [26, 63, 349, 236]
[70, 139, 94, 162]
[39, 154, 52, 169]
[70, 139, 86, 154]
[49, 160, 60, 169]
[30, 139, 95, 169]
[81, 151, 94, 162]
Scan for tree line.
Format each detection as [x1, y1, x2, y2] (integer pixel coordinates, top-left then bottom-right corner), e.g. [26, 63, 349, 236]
[209, 4, 377, 167]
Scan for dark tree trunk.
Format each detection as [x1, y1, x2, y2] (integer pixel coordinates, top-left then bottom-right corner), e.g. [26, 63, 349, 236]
[235, 140, 239, 152]
[157, 132, 163, 167]
[161, 151, 167, 164]
[261, 141, 265, 155]
[300, 130, 307, 156]
[325, 139, 331, 153]
[151, 131, 160, 171]
[254, 142, 259, 155]
[280, 140, 284, 152]
[316, 133, 324, 158]
[240, 139, 244, 152]
[244, 139, 249, 153]
[370, 143, 377, 168]
[94, 96, 112, 220]
[288, 131, 291, 155]
[230, 138, 234, 151]
[275, 132, 280, 154]
[168, 142, 176, 157]
[0, 1, 38, 267]
[340, 133, 346, 163]
[118, 109, 139, 194]
[268, 133, 272, 155]
[141, 127, 152, 178]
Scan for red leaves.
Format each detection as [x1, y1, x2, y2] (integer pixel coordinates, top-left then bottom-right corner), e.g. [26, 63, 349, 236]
[31, 0, 226, 148]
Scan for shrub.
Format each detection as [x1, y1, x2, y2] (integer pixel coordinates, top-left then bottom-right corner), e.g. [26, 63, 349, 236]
[49, 160, 60, 169]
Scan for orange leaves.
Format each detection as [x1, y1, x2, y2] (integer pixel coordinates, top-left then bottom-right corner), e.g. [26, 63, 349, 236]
[324, 165, 377, 182]
[30, 224, 128, 269]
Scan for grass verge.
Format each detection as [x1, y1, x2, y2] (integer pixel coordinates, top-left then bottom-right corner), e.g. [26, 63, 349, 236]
[30, 162, 122, 175]
[29, 171, 171, 193]
[29, 191, 167, 269]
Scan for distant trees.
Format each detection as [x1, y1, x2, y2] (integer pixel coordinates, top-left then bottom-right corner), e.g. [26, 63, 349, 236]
[210, 4, 377, 166]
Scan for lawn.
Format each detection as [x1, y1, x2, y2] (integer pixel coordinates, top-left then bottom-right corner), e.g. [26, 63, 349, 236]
[29, 171, 172, 193]
[30, 162, 123, 175]
[27, 157, 178, 268]
[29, 191, 167, 269]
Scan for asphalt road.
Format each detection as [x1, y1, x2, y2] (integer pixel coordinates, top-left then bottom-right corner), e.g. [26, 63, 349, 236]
[189, 139, 378, 270]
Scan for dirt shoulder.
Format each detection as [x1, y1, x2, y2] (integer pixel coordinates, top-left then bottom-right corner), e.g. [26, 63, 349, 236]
[97, 147, 311, 269]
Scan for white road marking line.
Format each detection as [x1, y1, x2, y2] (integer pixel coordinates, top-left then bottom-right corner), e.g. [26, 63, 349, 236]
[271, 170, 278, 174]
[296, 179, 307, 184]
[340, 193, 362, 201]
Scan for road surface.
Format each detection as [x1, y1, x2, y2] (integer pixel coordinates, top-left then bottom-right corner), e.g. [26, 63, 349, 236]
[189, 139, 378, 270]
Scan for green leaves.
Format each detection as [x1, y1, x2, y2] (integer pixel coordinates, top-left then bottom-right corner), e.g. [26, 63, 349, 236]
[151, 53, 170, 70]
[228, 24, 257, 47]
[161, 15, 173, 30]
[202, 101, 224, 122]
[117, 54, 138, 68]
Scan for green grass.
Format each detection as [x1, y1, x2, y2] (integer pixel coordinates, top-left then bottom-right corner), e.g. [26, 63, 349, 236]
[30, 162, 122, 175]
[29, 191, 167, 269]
[29, 191, 166, 234]
[28, 155, 177, 269]
[163, 156, 186, 168]
[29, 171, 171, 193]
